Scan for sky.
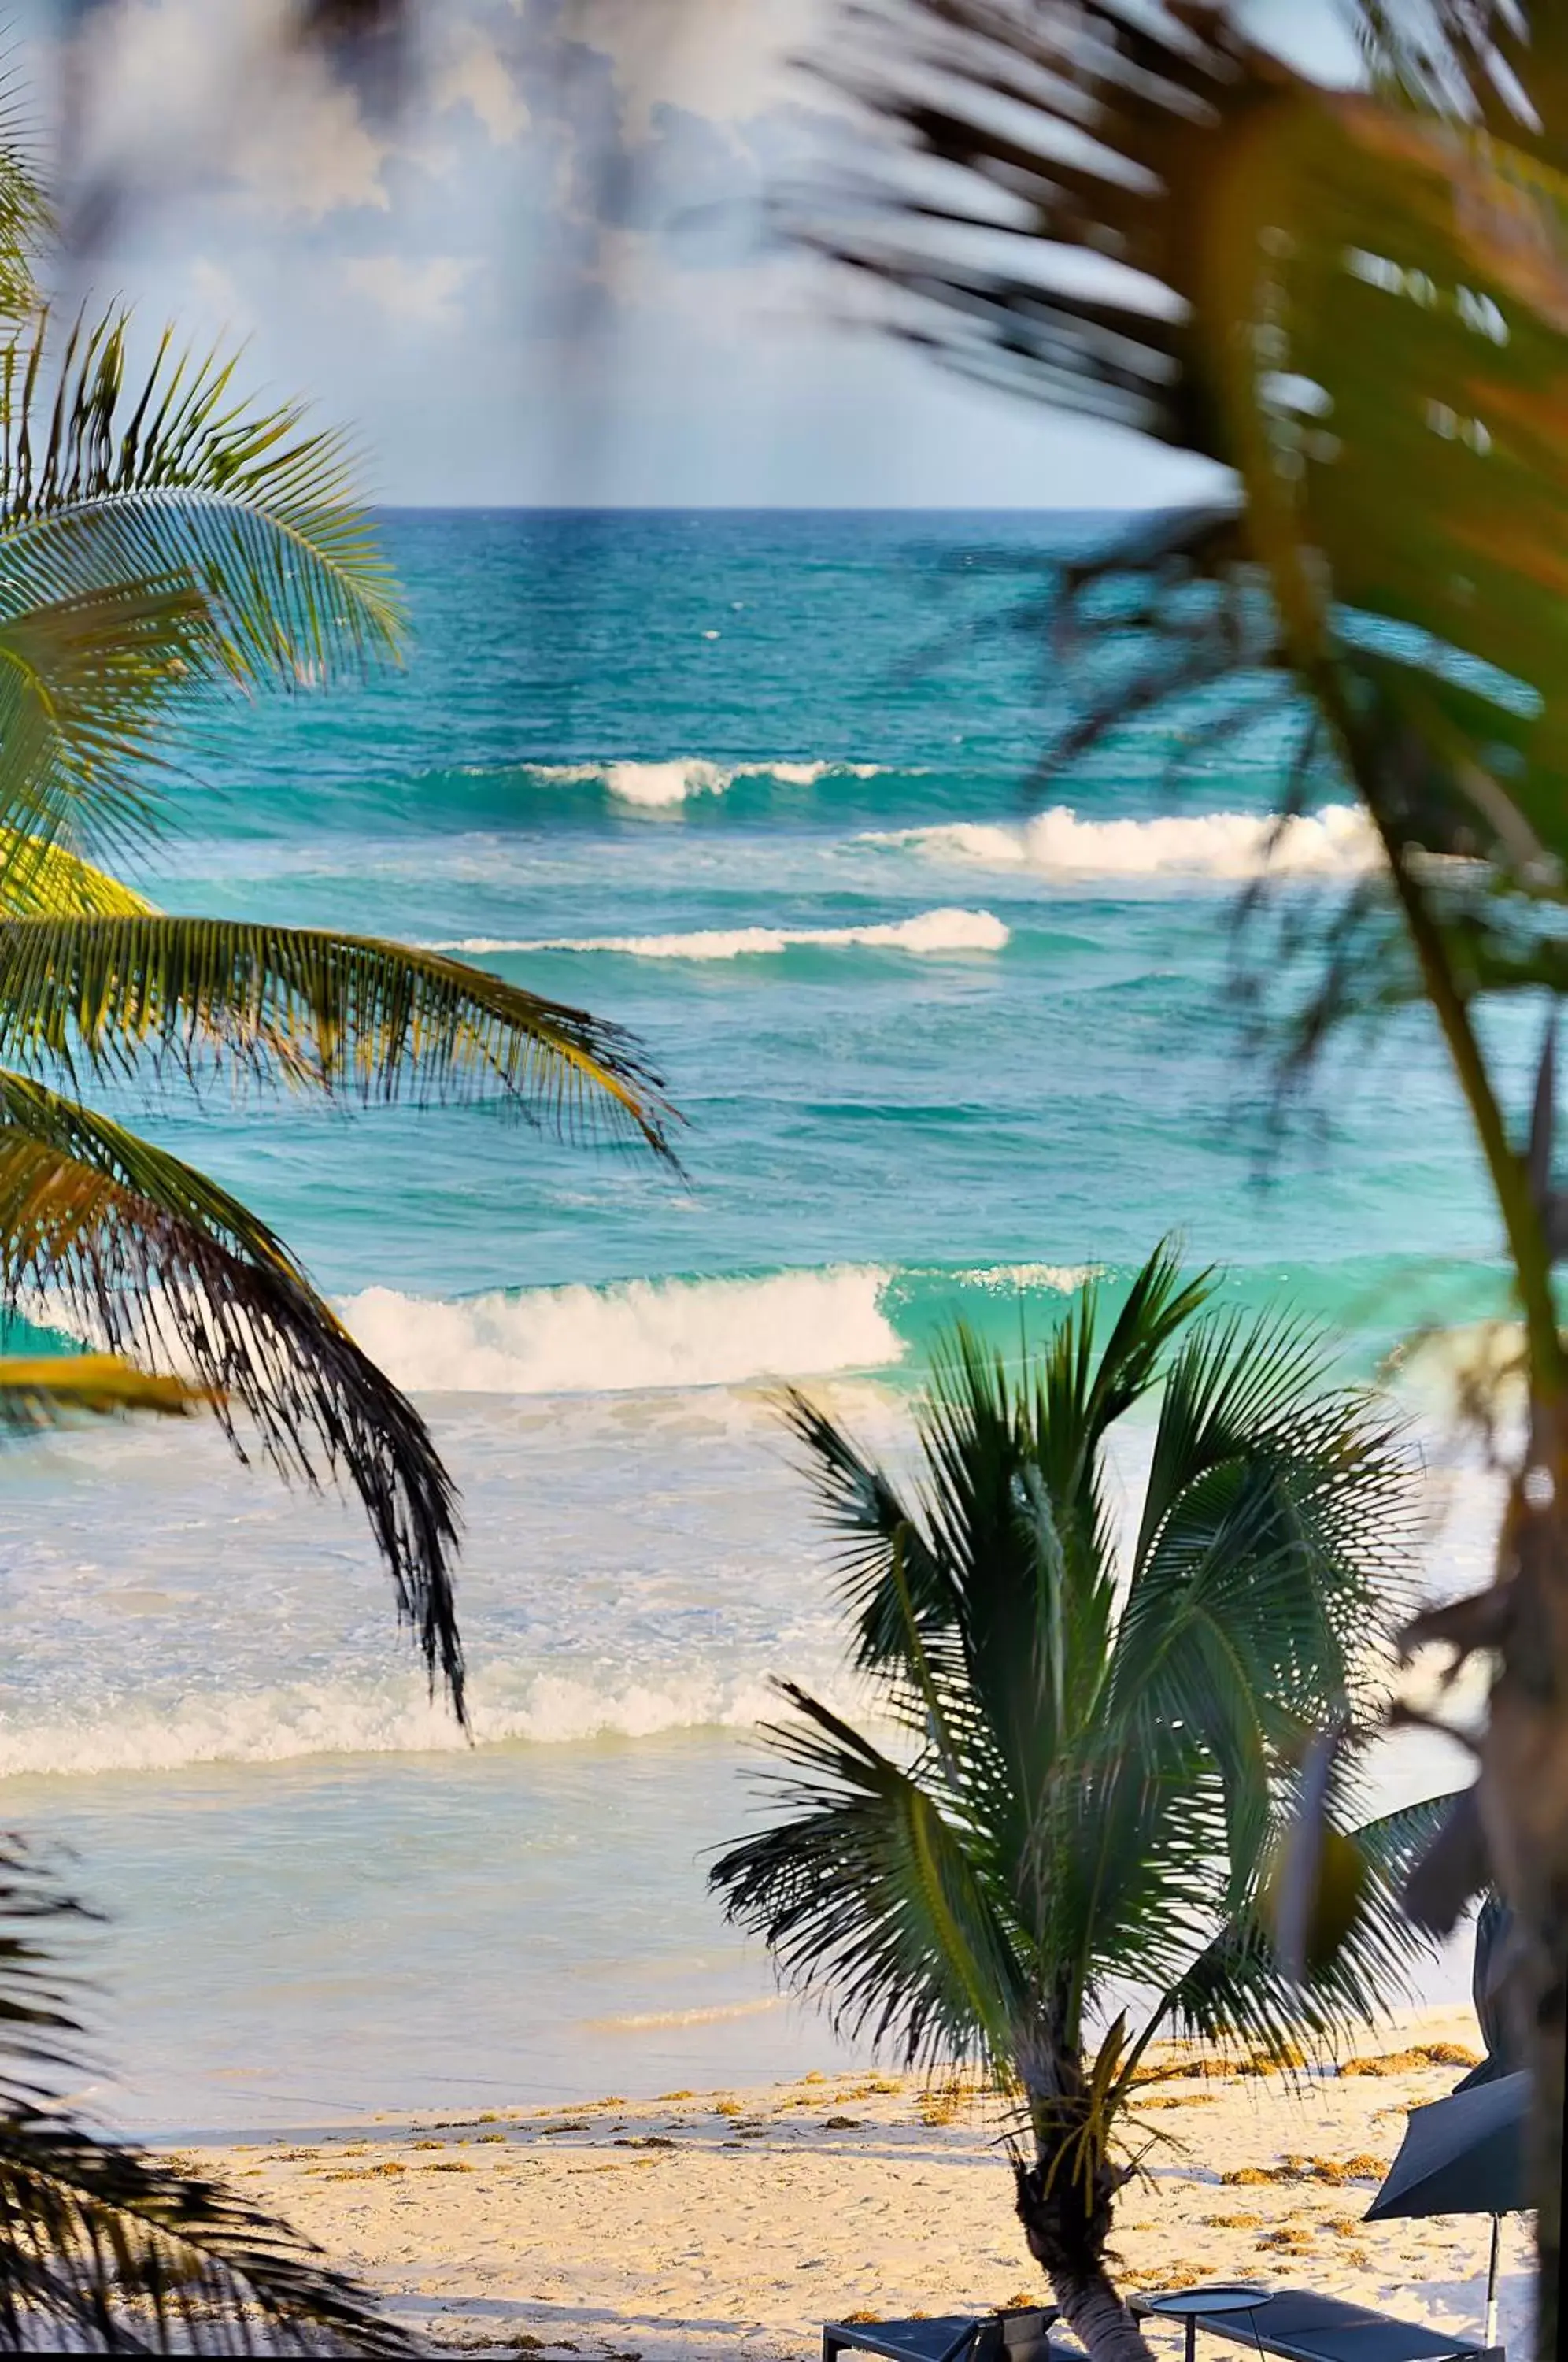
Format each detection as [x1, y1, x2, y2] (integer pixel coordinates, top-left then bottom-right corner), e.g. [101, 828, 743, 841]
[10, 0, 1361, 507]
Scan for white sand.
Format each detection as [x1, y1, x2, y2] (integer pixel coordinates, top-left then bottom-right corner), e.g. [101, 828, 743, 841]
[188, 2008, 1533, 2359]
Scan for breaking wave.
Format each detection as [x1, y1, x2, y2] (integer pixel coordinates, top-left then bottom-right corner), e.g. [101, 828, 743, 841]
[522, 757, 888, 808]
[869, 802, 1378, 879]
[428, 907, 1009, 961]
[337, 1264, 906, 1394]
[0, 1667, 817, 1778]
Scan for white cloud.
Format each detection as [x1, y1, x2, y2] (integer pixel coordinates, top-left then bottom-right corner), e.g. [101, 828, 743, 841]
[61, 0, 392, 222]
[568, 0, 823, 130]
[433, 32, 530, 145]
[242, 49, 391, 217]
[184, 255, 251, 334]
[342, 254, 478, 325]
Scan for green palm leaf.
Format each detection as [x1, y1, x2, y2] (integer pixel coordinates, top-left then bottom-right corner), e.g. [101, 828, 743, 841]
[0, 836, 155, 920]
[811, 3, 1568, 886]
[0, 307, 401, 869]
[1108, 1309, 1414, 1890]
[0, 62, 44, 328]
[712, 1681, 1030, 2069]
[0, 916, 677, 1154]
[0, 1069, 464, 1713]
[0, 1353, 207, 1430]
[0, 1838, 412, 2355]
[1155, 1790, 1461, 2063]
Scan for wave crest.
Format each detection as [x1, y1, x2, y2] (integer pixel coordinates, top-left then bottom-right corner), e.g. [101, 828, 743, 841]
[523, 757, 886, 808]
[338, 1265, 905, 1395]
[870, 803, 1378, 879]
[0, 1668, 804, 1778]
[428, 907, 1008, 961]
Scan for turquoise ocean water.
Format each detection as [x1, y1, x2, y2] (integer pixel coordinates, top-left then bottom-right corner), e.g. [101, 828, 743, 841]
[0, 512, 1510, 2131]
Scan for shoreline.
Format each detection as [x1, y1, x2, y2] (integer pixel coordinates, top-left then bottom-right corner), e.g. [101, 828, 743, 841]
[180, 2005, 1533, 2360]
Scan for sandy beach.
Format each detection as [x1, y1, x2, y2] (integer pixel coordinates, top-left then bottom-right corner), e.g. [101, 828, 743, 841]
[181, 2006, 1532, 2359]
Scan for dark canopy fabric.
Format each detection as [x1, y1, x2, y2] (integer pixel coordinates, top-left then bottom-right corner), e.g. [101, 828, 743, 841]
[1364, 2071, 1528, 2221]
[1454, 1895, 1525, 2091]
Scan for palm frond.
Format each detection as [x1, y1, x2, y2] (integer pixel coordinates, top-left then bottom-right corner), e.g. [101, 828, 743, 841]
[0, 1070, 463, 1714]
[0, 66, 44, 328]
[0, 835, 154, 920]
[1108, 1309, 1415, 1887]
[813, 3, 1568, 931]
[710, 1682, 1030, 2070]
[0, 1353, 206, 1431]
[912, 1325, 1111, 1829]
[0, 916, 678, 1156]
[778, 1387, 960, 1678]
[808, 0, 1262, 440]
[0, 566, 216, 869]
[1156, 1789, 1459, 2060]
[1340, 3, 1568, 161]
[0, 306, 401, 864]
[0, 1838, 412, 2356]
[0, 307, 401, 665]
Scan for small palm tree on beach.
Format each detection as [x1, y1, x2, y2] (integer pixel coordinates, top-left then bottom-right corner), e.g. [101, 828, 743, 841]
[712, 1246, 1453, 2362]
[0, 88, 673, 1718]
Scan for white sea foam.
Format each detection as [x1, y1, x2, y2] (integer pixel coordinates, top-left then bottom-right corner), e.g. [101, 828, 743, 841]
[961, 1261, 1099, 1292]
[869, 802, 1379, 880]
[0, 1667, 808, 1778]
[337, 1264, 905, 1395]
[428, 907, 1009, 960]
[586, 1997, 789, 2031]
[523, 757, 886, 808]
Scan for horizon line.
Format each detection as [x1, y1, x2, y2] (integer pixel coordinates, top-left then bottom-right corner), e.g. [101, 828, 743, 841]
[368, 499, 1183, 515]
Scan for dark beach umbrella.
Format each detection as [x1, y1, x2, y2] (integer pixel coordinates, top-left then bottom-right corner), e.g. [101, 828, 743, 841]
[1366, 2070, 1528, 2345]
[1454, 1895, 1525, 2092]
[1365, 2071, 1528, 2220]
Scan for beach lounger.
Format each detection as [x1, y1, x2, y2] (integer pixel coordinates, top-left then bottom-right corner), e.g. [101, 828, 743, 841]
[1130, 2286, 1501, 2362]
[823, 2304, 1060, 2362]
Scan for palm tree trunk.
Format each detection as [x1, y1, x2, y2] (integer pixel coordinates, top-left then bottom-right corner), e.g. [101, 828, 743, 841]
[1013, 2160, 1155, 2362]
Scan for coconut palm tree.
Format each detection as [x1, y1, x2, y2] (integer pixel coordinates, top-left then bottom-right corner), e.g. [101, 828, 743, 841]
[711, 1246, 1453, 2361]
[0, 45, 664, 2354]
[0, 106, 674, 1720]
[795, 5, 1568, 2342]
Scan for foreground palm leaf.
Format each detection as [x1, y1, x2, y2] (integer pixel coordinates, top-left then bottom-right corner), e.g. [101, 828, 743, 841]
[0, 1353, 404, 2352]
[0, 835, 154, 920]
[0, 1070, 464, 1712]
[713, 1247, 1437, 2361]
[0, 916, 675, 1151]
[0, 1838, 411, 2355]
[812, 4, 1568, 2338]
[0, 307, 400, 876]
[0, 1352, 205, 1429]
[0, 190, 675, 1712]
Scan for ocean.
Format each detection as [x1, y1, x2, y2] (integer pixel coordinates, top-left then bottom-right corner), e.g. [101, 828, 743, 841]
[0, 509, 1510, 2134]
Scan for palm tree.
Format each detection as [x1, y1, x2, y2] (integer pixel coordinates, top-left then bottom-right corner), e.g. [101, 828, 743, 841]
[0, 43, 669, 2352]
[0, 109, 675, 1719]
[711, 1247, 1452, 2362]
[794, 5, 1568, 2342]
